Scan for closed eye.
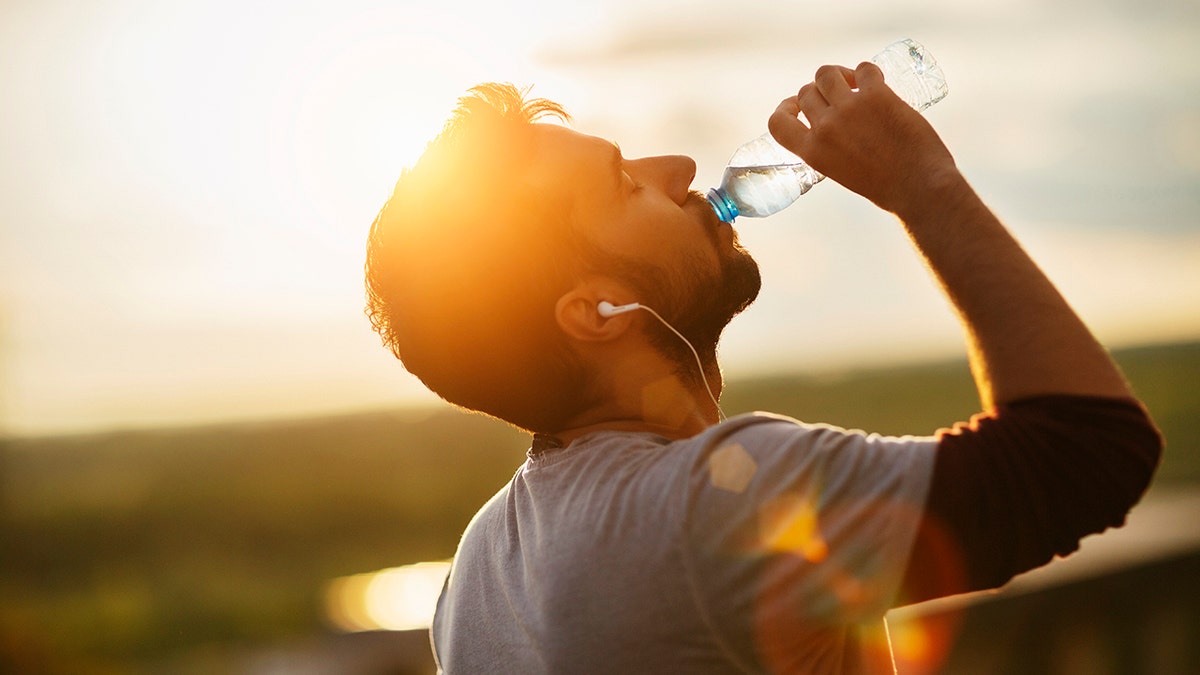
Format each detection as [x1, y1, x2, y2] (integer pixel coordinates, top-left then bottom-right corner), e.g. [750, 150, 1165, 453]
[611, 143, 645, 196]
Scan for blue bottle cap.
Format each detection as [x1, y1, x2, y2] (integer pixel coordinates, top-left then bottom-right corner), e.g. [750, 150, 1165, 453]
[706, 188, 739, 223]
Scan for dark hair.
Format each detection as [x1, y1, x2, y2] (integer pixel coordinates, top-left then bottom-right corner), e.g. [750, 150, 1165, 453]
[364, 83, 597, 432]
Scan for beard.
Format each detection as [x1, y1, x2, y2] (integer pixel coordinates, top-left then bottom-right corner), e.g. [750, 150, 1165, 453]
[663, 236, 761, 365]
[657, 191, 762, 365]
[590, 213, 762, 373]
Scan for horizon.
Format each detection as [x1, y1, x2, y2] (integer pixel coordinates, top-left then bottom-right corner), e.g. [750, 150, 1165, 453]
[3, 336, 1194, 441]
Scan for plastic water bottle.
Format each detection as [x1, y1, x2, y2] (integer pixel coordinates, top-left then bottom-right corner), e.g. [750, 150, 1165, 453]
[706, 39, 949, 223]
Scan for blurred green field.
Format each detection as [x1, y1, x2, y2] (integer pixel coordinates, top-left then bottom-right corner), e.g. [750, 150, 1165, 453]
[1, 340, 1196, 673]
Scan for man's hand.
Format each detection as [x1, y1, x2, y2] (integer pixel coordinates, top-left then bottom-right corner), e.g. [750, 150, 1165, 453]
[768, 61, 1134, 411]
[768, 62, 958, 219]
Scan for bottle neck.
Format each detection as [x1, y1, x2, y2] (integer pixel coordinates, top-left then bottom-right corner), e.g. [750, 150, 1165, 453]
[706, 188, 739, 223]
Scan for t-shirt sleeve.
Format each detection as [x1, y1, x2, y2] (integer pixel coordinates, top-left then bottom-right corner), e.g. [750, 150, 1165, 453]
[679, 416, 938, 669]
[898, 395, 1163, 605]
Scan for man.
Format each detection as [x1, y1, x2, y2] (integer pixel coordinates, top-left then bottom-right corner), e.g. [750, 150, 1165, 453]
[365, 64, 1161, 673]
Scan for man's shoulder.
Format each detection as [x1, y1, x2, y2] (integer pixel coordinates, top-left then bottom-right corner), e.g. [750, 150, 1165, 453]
[679, 411, 940, 496]
[688, 411, 878, 455]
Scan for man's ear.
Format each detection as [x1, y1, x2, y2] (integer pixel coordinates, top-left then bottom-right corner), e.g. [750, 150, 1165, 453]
[555, 281, 636, 342]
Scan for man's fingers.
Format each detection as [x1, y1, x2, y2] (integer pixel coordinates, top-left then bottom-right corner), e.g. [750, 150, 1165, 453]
[813, 64, 857, 103]
[769, 61, 885, 158]
[796, 81, 827, 114]
[769, 96, 809, 151]
[774, 95, 802, 120]
[854, 61, 885, 89]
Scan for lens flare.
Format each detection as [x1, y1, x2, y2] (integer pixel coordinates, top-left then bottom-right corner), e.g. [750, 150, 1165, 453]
[758, 491, 829, 563]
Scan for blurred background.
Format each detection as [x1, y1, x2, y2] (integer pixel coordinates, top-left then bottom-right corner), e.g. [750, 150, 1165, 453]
[1, 0, 1197, 673]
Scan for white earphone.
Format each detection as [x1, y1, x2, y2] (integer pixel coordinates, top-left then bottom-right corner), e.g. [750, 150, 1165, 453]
[595, 299, 726, 421]
[597, 300, 641, 317]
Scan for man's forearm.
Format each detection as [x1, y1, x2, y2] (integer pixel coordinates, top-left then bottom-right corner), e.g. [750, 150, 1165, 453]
[896, 170, 1134, 411]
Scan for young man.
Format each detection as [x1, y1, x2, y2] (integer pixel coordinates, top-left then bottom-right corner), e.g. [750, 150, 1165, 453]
[365, 65, 1161, 673]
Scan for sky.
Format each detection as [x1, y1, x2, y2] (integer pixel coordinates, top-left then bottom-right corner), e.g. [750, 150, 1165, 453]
[1, 0, 1198, 436]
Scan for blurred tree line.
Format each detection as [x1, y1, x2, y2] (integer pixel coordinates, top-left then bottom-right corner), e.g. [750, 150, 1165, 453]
[1, 340, 1196, 673]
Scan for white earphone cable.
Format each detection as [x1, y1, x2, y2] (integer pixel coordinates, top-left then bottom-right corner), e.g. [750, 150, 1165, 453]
[634, 304, 726, 422]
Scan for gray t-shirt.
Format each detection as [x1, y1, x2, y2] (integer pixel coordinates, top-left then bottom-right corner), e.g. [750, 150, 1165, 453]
[432, 412, 938, 673]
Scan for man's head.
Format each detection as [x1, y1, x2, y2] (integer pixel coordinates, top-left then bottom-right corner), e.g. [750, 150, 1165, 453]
[365, 83, 760, 433]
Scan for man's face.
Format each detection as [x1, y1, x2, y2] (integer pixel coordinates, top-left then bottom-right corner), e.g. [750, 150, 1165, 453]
[526, 124, 761, 358]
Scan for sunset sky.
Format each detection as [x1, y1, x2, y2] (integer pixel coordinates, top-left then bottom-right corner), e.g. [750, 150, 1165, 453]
[2, 0, 1198, 435]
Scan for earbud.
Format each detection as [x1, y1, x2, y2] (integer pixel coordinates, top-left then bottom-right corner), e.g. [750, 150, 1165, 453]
[593, 298, 726, 421]
[597, 301, 641, 318]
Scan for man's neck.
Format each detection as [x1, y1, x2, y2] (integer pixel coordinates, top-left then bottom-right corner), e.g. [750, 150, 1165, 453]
[550, 370, 719, 445]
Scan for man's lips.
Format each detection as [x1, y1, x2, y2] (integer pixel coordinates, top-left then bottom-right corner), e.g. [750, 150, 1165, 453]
[687, 189, 728, 248]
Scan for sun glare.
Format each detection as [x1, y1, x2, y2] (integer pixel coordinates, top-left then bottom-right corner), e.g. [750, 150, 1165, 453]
[1, 0, 566, 434]
[325, 561, 452, 632]
[87, 2, 531, 230]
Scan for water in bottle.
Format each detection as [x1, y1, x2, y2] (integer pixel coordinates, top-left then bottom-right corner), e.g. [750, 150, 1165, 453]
[706, 39, 949, 223]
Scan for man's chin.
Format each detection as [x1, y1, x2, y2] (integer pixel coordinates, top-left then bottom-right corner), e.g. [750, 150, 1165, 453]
[686, 253, 762, 356]
[724, 246, 763, 314]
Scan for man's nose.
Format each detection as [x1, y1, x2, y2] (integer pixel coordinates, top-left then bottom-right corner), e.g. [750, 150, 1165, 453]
[625, 155, 697, 205]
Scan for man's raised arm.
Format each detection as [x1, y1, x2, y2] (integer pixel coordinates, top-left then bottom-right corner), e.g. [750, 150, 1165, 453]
[768, 61, 1162, 601]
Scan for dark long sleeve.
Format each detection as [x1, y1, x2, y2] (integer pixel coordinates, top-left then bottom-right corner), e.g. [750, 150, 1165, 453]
[898, 395, 1163, 606]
